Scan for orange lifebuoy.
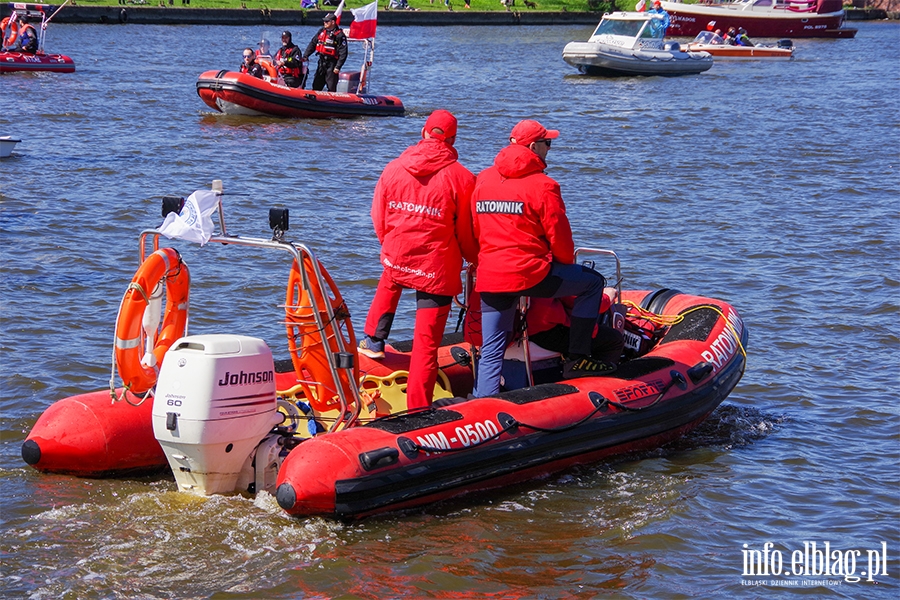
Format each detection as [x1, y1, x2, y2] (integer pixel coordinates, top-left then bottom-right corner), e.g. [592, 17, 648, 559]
[285, 256, 358, 416]
[114, 247, 190, 394]
[1, 18, 18, 48]
[258, 58, 278, 81]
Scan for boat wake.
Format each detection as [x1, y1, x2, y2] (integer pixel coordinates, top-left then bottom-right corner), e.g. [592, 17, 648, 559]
[669, 403, 785, 450]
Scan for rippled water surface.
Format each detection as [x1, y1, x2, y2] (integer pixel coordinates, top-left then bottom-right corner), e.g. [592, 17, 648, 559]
[1, 20, 898, 599]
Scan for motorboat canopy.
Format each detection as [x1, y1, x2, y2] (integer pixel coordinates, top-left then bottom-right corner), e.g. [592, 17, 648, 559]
[586, 11, 671, 51]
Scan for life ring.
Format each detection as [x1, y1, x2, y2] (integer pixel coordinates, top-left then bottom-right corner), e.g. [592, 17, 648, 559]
[259, 59, 278, 81]
[285, 255, 358, 416]
[1, 17, 18, 48]
[114, 247, 190, 394]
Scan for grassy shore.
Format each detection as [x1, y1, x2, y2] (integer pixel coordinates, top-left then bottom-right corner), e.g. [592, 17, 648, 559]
[66, 0, 629, 12]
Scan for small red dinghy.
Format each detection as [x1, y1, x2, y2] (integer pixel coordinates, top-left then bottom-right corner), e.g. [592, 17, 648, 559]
[196, 38, 402, 119]
[22, 185, 747, 520]
[0, 50, 74, 73]
[0, 3, 75, 73]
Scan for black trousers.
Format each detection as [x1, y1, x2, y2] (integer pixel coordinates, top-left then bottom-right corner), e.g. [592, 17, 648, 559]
[530, 324, 625, 365]
[312, 59, 339, 92]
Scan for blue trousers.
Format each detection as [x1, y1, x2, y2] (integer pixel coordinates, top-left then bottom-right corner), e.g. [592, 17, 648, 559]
[473, 262, 606, 397]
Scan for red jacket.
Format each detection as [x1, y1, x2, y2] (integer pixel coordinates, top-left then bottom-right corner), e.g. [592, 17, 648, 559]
[471, 144, 575, 293]
[371, 139, 477, 296]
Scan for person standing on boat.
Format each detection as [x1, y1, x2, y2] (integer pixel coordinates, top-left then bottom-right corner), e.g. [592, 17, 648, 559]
[239, 48, 265, 79]
[358, 110, 478, 410]
[274, 31, 303, 88]
[470, 119, 613, 397]
[302, 12, 348, 92]
[648, 0, 670, 38]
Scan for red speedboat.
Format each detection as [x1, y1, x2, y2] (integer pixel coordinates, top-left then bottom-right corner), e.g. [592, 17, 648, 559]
[0, 3, 75, 73]
[659, 0, 857, 39]
[22, 186, 747, 519]
[196, 38, 402, 119]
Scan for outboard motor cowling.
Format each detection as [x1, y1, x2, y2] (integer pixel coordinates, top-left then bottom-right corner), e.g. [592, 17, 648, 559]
[152, 334, 281, 495]
[777, 39, 793, 49]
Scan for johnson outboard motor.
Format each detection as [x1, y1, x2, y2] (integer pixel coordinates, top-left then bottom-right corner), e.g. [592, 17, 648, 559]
[152, 334, 283, 495]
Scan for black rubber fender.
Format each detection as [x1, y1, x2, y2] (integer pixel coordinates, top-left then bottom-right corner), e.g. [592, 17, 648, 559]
[640, 288, 683, 315]
[119, 8, 128, 24]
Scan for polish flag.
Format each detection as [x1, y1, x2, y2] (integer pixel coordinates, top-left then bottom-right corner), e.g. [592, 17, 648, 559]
[334, 0, 344, 25]
[635, 0, 646, 11]
[349, 1, 378, 39]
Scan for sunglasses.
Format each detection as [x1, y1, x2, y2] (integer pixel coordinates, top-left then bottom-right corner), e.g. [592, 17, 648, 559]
[537, 139, 552, 147]
[243, 54, 254, 59]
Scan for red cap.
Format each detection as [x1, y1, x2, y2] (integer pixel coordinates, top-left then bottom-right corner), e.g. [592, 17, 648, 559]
[509, 119, 559, 146]
[423, 109, 458, 144]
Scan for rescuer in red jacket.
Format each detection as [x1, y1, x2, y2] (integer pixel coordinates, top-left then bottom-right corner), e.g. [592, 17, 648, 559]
[471, 119, 613, 397]
[359, 110, 478, 410]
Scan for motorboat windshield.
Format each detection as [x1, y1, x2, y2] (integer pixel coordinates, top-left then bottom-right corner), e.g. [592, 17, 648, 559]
[592, 17, 646, 38]
[693, 31, 725, 44]
[254, 29, 278, 61]
[590, 13, 666, 43]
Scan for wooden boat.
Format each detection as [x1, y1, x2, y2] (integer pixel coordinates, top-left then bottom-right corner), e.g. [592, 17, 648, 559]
[562, 11, 713, 77]
[196, 38, 402, 119]
[685, 30, 794, 59]
[0, 3, 75, 73]
[22, 185, 747, 520]
[659, 0, 857, 39]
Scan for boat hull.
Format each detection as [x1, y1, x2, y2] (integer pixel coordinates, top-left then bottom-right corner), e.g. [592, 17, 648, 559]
[0, 136, 21, 158]
[21, 389, 167, 477]
[563, 41, 713, 76]
[0, 51, 75, 73]
[276, 290, 748, 519]
[196, 70, 404, 119]
[685, 43, 794, 59]
[659, 1, 857, 38]
[21, 341, 472, 477]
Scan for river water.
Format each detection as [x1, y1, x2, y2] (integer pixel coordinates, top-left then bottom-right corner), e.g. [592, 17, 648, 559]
[1, 19, 898, 599]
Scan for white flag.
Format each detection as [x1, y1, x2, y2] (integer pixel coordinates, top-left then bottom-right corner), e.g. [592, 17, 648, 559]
[158, 189, 220, 246]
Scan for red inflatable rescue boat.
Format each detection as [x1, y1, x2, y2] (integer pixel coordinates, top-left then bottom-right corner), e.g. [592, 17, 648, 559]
[22, 185, 747, 520]
[196, 38, 402, 119]
[0, 3, 75, 73]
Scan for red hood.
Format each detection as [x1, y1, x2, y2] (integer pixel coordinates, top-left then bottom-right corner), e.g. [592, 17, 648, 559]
[493, 144, 547, 179]
[396, 139, 459, 178]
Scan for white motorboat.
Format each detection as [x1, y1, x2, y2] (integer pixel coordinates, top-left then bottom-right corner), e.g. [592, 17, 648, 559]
[562, 11, 713, 77]
[0, 136, 21, 158]
[685, 30, 794, 59]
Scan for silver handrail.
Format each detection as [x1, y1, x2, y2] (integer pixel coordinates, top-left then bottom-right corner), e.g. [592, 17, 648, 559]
[574, 248, 622, 302]
[137, 210, 362, 432]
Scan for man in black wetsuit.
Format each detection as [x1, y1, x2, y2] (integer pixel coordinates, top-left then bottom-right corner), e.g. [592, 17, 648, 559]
[239, 48, 264, 79]
[302, 12, 348, 92]
[274, 31, 303, 88]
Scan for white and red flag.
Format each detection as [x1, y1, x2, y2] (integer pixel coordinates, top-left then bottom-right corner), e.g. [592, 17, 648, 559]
[349, 1, 378, 39]
[635, 0, 646, 11]
[334, 0, 344, 25]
